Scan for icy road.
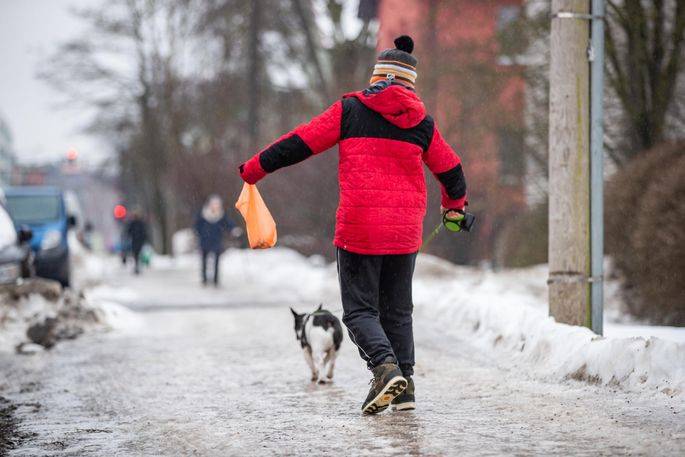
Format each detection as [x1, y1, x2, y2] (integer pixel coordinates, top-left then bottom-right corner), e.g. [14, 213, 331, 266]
[2, 259, 684, 456]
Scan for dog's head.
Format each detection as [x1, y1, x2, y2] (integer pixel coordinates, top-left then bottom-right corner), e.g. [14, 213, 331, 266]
[290, 305, 324, 341]
[290, 307, 305, 341]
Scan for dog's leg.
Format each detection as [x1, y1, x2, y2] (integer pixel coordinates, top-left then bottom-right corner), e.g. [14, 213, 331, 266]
[315, 351, 328, 384]
[303, 348, 317, 381]
[325, 349, 337, 380]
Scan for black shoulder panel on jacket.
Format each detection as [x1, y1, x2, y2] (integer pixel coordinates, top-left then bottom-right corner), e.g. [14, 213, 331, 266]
[341, 97, 434, 150]
[258, 134, 313, 173]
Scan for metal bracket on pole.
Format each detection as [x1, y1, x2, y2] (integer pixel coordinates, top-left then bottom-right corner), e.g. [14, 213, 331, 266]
[547, 272, 589, 285]
[547, 273, 603, 286]
[588, 45, 595, 62]
[552, 12, 604, 20]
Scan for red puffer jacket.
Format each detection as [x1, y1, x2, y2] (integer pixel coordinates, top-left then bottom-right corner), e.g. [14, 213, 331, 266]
[239, 82, 467, 255]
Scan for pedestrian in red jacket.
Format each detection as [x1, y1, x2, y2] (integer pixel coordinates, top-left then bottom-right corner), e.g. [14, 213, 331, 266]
[239, 35, 467, 414]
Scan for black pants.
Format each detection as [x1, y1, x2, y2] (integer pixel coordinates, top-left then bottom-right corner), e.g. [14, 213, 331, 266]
[201, 250, 221, 284]
[132, 245, 143, 274]
[337, 248, 417, 376]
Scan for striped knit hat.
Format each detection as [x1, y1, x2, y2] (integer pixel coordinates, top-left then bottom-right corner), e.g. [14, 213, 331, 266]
[370, 35, 418, 88]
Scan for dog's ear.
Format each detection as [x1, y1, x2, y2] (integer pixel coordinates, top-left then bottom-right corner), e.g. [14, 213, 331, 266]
[290, 307, 299, 318]
[316, 303, 323, 312]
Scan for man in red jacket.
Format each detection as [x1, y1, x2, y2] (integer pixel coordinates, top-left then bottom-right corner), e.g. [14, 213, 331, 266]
[239, 35, 467, 414]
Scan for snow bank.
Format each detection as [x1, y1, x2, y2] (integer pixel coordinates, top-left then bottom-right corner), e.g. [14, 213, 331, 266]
[411, 255, 685, 397]
[69, 231, 113, 290]
[92, 300, 143, 332]
[0, 291, 55, 353]
[0, 236, 142, 354]
[219, 248, 339, 303]
[0, 285, 141, 353]
[172, 228, 197, 256]
[0, 290, 143, 353]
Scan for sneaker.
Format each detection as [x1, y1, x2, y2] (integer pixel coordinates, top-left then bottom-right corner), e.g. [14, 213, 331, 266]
[391, 376, 415, 411]
[361, 361, 407, 415]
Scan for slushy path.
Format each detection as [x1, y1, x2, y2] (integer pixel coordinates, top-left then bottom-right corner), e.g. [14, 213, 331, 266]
[2, 261, 683, 456]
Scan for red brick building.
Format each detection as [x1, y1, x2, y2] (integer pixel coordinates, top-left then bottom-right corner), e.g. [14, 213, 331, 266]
[366, 0, 526, 263]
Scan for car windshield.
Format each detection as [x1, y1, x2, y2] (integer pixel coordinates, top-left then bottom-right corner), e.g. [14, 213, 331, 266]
[5, 195, 61, 224]
[0, 205, 17, 249]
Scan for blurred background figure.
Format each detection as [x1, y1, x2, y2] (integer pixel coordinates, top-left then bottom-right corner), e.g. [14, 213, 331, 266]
[82, 221, 94, 250]
[125, 208, 148, 275]
[194, 195, 235, 286]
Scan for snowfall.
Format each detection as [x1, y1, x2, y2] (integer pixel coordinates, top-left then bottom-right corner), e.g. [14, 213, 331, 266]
[1, 230, 684, 399]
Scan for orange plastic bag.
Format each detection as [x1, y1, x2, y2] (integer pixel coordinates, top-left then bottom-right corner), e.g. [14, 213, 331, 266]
[235, 183, 277, 249]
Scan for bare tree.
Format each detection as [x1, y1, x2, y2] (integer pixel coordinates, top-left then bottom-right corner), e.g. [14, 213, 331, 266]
[605, 0, 685, 162]
[43, 0, 379, 257]
[42, 0, 199, 253]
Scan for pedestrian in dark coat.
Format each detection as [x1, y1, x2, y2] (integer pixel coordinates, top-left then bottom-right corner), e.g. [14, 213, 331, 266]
[125, 210, 148, 275]
[194, 195, 235, 286]
[238, 36, 468, 414]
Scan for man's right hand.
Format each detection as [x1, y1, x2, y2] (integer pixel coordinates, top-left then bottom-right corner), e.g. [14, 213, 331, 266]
[440, 207, 465, 221]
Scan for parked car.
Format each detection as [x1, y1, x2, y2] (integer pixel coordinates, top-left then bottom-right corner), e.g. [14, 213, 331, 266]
[3, 187, 75, 287]
[0, 201, 33, 285]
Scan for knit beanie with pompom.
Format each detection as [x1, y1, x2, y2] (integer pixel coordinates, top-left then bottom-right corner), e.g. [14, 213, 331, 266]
[370, 35, 418, 88]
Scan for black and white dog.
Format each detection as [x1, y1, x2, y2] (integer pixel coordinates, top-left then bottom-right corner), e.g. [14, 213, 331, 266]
[290, 305, 343, 384]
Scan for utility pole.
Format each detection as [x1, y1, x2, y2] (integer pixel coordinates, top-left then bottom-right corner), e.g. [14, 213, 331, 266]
[548, 0, 591, 327]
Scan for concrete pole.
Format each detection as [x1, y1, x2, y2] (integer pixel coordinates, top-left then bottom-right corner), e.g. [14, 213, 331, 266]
[548, 0, 591, 327]
[590, 0, 605, 335]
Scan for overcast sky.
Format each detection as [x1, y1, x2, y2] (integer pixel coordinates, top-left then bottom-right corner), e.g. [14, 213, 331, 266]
[0, 0, 365, 167]
[0, 0, 105, 166]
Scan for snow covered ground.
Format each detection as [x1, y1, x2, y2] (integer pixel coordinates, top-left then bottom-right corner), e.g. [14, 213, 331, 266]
[105, 246, 682, 398]
[3, 239, 683, 397]
[3, 244, 683, 455]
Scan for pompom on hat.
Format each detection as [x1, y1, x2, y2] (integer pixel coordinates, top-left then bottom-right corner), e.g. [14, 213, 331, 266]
[370, 35, 418, 88]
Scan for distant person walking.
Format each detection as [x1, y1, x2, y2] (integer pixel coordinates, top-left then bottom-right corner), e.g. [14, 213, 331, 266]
[126, 209, 148, 275]
[194, 195, 236, 286]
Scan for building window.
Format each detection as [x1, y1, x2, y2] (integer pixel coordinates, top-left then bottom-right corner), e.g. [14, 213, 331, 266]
[498, 127, 525, 185]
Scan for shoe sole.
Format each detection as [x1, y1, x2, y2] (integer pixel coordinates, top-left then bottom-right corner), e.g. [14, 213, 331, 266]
[362, 376, 407, 415]
[391, 401, 416, 411]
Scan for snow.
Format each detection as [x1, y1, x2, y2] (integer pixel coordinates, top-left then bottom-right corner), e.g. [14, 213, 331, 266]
[68, 231, 113, 290]
[0, 205, 17, 249]
[0, 236, 141, 353]
[172, 228, 196, 255]
[411, 255, 685, 397]
[196, 247, 685, 397]
[4, 237, 683, 397]
[91, 300, 143, 332]
[0, 293, 54, 353]
[604, 323, 685, 343]
[0, 289, 143, 353]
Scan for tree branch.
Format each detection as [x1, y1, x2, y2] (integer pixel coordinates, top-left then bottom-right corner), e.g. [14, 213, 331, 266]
[291, 0, 330, 105]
